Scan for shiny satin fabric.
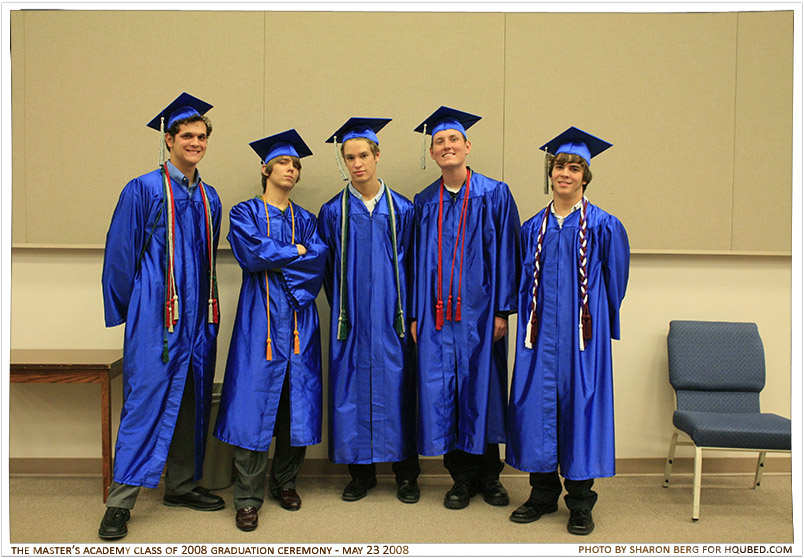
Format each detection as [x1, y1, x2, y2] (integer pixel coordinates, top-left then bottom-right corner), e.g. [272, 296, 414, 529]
[412, 171, 521, 456]
[318, 186, 417, 464]
[214, 198, 327, 451]
[506, 202, 630, 480]
[102, 169, 221, 488]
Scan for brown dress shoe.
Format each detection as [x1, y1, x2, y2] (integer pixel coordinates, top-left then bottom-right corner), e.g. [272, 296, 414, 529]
[235, 506, 258, 532]
[275, 488, 301, 511]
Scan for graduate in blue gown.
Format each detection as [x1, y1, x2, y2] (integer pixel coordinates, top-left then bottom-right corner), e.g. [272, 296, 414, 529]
[506, 127, 630, 536]
[318, 118, 420, 504]
[99, 93, 224, 540]
[410, 107, 521, 510]
[213, 130, 327, 532]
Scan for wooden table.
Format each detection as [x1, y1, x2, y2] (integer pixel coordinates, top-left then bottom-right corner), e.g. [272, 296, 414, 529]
[10, 349, 123, 502]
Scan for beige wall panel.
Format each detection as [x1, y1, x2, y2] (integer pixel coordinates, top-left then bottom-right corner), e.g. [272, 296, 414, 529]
[11, 11, 26, 243]
[503, 13, 737, 250]
[732, 12, 793, 252]
[16, 10, 264, 245]
[241, 11, 506, 218]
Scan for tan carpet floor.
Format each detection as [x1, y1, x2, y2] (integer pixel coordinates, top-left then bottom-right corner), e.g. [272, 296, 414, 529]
[8, 473, 794, 545]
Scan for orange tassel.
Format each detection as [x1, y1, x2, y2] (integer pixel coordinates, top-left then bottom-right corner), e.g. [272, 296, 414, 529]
[294, 330, 300, 354]
[455, 297, 462, 321]
[435, 300, 444, 330]
[266, 338, 273, 361]
[446, 295, 453, 321]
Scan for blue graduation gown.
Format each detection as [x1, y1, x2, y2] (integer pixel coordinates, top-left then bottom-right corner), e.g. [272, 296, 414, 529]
[412, 170, 521, 456]
[214, 198, 327, 451]
[101, 168, 221, 488]
[317, 185, 417, 464]
[506, 202, 629, 480]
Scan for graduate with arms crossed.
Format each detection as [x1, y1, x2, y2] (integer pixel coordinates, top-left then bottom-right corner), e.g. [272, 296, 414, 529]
[506, 127, 630, 536]
[213, 130, 327, 532]
[410, 106, 521, 510]
[318, 118, 421, 504]
[100, 93, 224, 540]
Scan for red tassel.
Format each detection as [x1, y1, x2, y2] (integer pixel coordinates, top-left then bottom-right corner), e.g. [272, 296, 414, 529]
[529, 314, 538, 345]
[266, 338, 273, 361]
[455, 297, 462, 321]
[294, 330, 301, 354]
[582, 304, 593, 341]
[435, 300, 444, 330]
[212, 299, 219, 324]
[446, 295, 453, 321]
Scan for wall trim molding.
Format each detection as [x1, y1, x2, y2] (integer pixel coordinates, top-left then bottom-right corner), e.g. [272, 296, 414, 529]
[10, 456, 792, 478]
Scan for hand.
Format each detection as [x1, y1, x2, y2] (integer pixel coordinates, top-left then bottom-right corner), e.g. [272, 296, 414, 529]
[410, 320, 417, 344]
[493, 316, 508, 342]
[296, 244, 307, 256]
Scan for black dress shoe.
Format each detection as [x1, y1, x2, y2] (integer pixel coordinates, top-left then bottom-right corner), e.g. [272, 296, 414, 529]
[396, 480, 420, 504]
[444, 481, 477, 510]
[274, 488, 301, 511]
[98, 507, 130, 539]
[163, 486, 225, 511]
[480, 479, 510, 506]
[509, 499, 558, 523]
[236, 506, 258, 532]
[567, 508, 595, 535]
[342, 477, 377, 501]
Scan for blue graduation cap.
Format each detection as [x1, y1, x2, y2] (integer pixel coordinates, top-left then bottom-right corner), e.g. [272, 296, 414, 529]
[326, 117, 391, 146]
[414, 106, 481, 138]
[249, 129, 313, 164]
[146, 92, 213, 132]
[540, 127, 612, 166]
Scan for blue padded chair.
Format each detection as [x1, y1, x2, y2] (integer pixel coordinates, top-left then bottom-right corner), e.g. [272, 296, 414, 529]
[662, 320, 791, 520]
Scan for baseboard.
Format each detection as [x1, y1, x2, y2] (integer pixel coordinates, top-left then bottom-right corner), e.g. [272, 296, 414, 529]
[9, 455, 792, 477]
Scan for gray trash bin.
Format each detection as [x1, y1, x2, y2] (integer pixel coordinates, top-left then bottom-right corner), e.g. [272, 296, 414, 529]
[198, 382, 235, 490]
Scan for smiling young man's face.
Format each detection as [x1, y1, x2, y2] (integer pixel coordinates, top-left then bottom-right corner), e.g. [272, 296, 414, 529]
[430, 129, 471, 171]
[551, 158, 587, 203]
[165, 120, 208, 172]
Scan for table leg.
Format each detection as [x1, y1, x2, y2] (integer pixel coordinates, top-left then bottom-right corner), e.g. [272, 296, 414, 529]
[101, 374, 112, 502]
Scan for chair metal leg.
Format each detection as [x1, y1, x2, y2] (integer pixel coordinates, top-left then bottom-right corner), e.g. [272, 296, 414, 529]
[663, 431, 679, 487]
[692, 446, 702, 521]
[754, 451, 766, 488]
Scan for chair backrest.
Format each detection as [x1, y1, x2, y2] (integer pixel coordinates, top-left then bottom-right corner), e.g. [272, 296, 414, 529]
[667, 320, 765, 413]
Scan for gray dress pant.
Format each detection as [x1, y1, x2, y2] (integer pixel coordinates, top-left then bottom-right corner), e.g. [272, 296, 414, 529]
[106, 369, 198, 509]
[233, 369, 306, 511]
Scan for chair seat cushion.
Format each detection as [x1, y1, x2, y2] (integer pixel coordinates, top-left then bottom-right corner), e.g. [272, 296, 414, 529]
[673, 411, 791, 450]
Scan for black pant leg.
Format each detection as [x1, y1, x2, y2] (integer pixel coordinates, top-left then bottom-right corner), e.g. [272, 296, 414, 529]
[477, 443, 505, 482]
[392, 455, 421, 484]
[348, 463, 377, 482]
[443, 450, 477, 483]
[528, 471, 563, 504]
[563, 478, 597, 511]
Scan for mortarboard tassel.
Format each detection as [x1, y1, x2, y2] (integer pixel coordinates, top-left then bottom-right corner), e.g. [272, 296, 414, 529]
[446, 295, 453, 321]
[544, 150, 551, 195]
[455, 297, 462, 321]
[266, 338, 273, 361]
[420, 124, 428, 170]
[294, 328, 301, 355]
[333, 136, 348, 181]
[159, 116, 166, 167]
[435, 300, 444, 330]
